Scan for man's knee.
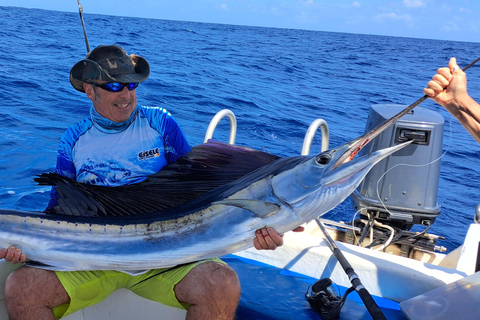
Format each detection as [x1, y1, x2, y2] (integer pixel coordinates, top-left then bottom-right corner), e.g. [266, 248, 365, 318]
[195, 261, 240, 299]
[5, 267, 37, 301]
[210, 262, 240, 297]
[5, 266, 69, 308]
[176, 261, 241, 305]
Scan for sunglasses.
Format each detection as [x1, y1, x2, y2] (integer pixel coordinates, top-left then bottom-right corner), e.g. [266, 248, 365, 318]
[86, 82, 139, 92]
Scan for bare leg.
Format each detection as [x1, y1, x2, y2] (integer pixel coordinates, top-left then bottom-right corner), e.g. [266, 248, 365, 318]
[5, 266, 69, 320]
[174, 261, 240, 320]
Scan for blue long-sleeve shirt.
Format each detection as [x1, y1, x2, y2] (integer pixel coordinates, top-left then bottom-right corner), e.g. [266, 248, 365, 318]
[48, 105, 191, 208]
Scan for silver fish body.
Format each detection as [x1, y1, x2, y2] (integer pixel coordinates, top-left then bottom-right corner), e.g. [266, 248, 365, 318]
[0, 139, 409, 271]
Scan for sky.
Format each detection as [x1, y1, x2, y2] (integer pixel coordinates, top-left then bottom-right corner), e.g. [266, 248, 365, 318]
[0, 0, 479, 43]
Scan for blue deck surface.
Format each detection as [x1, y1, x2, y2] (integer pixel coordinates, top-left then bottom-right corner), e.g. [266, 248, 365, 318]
[223, 255, 407, 320]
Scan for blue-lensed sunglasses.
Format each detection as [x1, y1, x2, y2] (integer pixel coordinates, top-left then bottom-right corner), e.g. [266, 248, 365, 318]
[86, 82, 139, 92]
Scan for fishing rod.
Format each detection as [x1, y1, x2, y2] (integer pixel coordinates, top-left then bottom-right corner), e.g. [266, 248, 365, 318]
[314, 219, 387, 320]
[334, 56, 480, 169]
[77, 0, 90, 52]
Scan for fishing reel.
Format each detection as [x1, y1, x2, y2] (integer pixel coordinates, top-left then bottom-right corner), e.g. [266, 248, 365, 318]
[305, 278, 354, 320]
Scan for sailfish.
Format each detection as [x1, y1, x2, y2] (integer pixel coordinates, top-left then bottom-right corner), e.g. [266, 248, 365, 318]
[0, 105, 414, 271]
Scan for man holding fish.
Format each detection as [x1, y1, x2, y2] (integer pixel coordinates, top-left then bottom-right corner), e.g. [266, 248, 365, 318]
[0, 44, 292, 320]
[0, 43, 475, 320]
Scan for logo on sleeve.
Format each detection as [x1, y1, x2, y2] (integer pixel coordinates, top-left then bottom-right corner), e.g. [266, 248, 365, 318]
[138, 147, 160, 160]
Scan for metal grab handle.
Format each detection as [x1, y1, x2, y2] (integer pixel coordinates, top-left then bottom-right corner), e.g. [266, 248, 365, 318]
[475, 204, 480, 224]
[204, 109, 237, 145]
[301, 119, 329, 155]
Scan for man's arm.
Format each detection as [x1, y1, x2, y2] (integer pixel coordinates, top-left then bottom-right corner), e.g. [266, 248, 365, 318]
[424, 57, 480, 143]
[145, 107, 191, 164]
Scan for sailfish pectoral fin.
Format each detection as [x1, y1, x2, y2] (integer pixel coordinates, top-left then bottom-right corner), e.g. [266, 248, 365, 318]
[213, 199, 280, 218]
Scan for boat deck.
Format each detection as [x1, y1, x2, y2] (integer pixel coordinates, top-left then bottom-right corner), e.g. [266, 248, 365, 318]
[225, 255, 406, 319]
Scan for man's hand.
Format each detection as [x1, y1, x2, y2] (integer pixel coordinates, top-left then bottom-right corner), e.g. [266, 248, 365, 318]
[424, 57, 468, 108]
[253, 226, 305, 250]
[0, 246, 27, 264]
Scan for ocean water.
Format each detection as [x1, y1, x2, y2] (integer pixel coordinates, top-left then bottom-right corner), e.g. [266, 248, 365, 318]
[0, 6, 479, 251]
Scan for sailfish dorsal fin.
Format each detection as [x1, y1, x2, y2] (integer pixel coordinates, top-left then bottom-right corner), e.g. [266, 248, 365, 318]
[36, 140, 280, 217]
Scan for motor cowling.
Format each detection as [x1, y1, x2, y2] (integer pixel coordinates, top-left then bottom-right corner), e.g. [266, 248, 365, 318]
[351, 104, 444, 230]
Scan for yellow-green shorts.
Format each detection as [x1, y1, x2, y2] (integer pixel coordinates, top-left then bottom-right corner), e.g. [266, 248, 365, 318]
[53, 258, 223, 319]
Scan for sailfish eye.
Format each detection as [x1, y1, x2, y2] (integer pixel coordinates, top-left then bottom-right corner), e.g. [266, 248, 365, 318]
[316, 153, 331, 165]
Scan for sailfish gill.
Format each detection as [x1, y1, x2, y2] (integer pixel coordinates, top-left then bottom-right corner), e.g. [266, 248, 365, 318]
[0, 112, 412, 271]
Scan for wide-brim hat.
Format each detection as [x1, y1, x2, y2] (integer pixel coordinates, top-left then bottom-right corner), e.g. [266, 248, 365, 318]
[70, 44, 150, 92]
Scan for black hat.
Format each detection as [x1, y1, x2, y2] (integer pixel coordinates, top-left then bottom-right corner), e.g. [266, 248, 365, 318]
[70, 44, 150, 92]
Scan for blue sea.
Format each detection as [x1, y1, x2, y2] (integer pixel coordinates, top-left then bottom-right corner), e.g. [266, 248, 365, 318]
[0, 6, 479, 251]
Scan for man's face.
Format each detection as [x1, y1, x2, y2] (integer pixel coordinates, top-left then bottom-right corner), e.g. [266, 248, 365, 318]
[84, 82, 137, 123]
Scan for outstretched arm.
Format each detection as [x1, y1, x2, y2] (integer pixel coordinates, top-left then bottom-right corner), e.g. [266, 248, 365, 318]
[424, 57, 480, 143]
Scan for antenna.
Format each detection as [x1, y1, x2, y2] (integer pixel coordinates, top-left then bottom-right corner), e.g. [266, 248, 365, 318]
[77, 0, 90, 53]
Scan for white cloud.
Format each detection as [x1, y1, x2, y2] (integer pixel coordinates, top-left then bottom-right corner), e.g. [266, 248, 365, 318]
[403, 0, 426, 8]
[352, 1, 361, 8]
[271, 7, 282, 16]
[214, 4, 228, 11]
[442, 22, 460, 32]
[468, 22, 479, 33]
[301, 0, 314, 6]
[375, 13, 412, 22]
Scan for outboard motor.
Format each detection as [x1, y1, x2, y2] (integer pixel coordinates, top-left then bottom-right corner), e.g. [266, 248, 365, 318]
[351, 104, 444, 230]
